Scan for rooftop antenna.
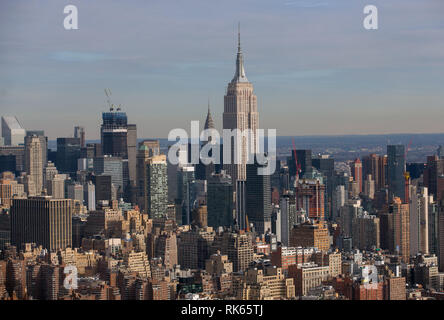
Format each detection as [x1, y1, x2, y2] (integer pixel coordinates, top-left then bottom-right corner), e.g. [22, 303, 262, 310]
[238, 22, 241, 52]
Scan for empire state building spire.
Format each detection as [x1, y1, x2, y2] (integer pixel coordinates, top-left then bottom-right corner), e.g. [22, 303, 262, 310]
[232, 23, 248, 83]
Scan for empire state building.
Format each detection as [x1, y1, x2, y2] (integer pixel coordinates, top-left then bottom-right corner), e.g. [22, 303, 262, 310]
[223, 27, 259, 183]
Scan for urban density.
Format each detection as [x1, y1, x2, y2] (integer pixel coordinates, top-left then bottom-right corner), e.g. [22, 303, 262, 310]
[1, 3, 444, 303]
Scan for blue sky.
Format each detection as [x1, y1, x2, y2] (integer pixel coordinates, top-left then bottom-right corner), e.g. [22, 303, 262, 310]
[1, 0, 444, 139]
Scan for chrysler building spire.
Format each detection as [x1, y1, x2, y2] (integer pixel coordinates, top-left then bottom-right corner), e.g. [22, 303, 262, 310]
[232, 22, 248, 83]
[204, 99, 215, 130]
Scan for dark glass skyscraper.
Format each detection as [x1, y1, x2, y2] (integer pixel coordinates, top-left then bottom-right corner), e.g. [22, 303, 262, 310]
[101, 110, 128, 158]
[246, 161, 272, 234]
[387, 145, 406, 201]
[177, 165, 196, 226]
[56, 137, 80, 176]
[207, 171, 234, 229]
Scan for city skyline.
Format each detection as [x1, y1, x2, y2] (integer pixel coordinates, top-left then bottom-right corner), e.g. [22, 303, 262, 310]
[1, 0, 444, 140]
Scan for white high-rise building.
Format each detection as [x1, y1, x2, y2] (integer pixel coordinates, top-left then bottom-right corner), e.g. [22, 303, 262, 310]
[1, 116, 26, 146]
[84, 181, 96, 211]
[223, 26, 258, 184]
[333, 185, 346, 220]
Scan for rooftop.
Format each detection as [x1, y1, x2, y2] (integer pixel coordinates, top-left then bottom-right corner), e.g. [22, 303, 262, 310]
[2, 116, 25, 130]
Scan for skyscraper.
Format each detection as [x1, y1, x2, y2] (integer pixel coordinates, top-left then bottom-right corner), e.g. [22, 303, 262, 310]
[362, 154, 387, 191]
[11, 196, 72, 251]
[296, 178, 326, 221]
[1, 116, 26, 146]
[437, 145, 443, 158]
[47, 174, 66, 199]
[136, 140, 160, 211]
[26, 131, 48, 171]
[246, 160, 272, 234]
[127, 124, 137, 187]
[145, 155, 168, 219]
[351, 158, 363, 194]
[207, 171, 234, 229]
[196, 105, 219, 180]
[0, 155, 16, 174]
[423, 155, 444, 200]
[223, 26, 258, 184]
[177, 165, 196, 226]
[56, 137, 81, 176]
[279, 194, 298, 246]
[0, 146, 24, 173]
[235, 180, 247, 230]
[25, 135, 43, 195]
[93, 175, 113, 203]
[84, 180, 96, 211]
[387, 145, 406, 201]
[101, 108, 128, 158]
[409, 186, 429, 255]
[74, 126, 86, 148]
[94, 156, 123, 197]
[438, 199, 444, 271]
[390, 197, 410, 263]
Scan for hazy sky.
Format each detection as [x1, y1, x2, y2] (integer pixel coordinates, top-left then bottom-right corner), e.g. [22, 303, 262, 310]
[1, 0, 444, 140]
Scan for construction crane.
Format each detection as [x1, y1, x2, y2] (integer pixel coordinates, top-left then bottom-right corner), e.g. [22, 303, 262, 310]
[104, 88, 113, 111]
[245, 215, 250, 232]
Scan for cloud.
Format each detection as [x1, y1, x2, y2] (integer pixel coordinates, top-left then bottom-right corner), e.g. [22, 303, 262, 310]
[49, 51, 109, 63]
[284, 1, 329, 8]
[260, 68, 338, 80]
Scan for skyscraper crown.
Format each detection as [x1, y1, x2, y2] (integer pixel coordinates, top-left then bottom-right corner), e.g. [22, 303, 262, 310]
[204, 101, 215, 130]
[231, 23, 248, 83]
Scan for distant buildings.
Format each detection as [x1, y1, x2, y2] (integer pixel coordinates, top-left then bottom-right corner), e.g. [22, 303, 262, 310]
[290, 149, 312, 178]
[1, 116, 26, 146]
[3, 28, 444, 302]
[362, 153, 387, 192]
[74, 126, 86, 148]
